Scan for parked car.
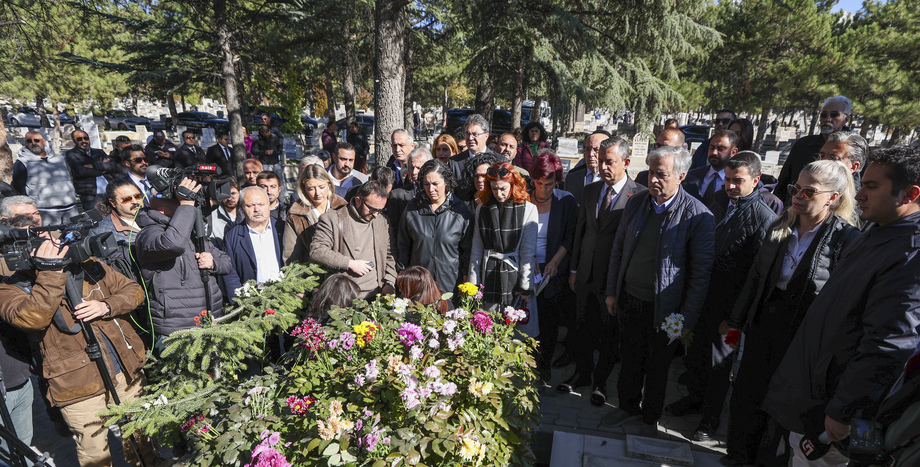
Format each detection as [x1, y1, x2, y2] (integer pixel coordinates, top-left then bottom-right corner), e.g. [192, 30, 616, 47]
[444, 108, 517, 137]
[57, 110, 77, 127]
[104, 110, 152, 131]
[334, 114, 375, 137]
[680, 124, 711, 144]
[172, 111, 229, 133]
[8, 106, 50, 128]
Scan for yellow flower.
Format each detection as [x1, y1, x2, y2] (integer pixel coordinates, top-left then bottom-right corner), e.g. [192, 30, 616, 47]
[468, 379, 493, 399]
[458, 282, 479, 296]
[329, 400, 343, 417]
[459, 438, 482, 461]
[353, 321, 379, 348]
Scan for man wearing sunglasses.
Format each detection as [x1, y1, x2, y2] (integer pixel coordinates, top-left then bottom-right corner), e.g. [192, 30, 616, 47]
[12, 131, 80, 226]
[65, 130, 124, 211]
[690, 109, 736, 170]
[775, 95, 852, 206]
[311, 180, 397, 299]
[116, 144, 151, 202]
[764, 147, 920, 465]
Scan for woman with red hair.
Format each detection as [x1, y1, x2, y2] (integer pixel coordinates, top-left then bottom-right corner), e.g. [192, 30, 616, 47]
[432, 133, 459, 164]
[396, 266, 449, 314]
[469, 162, 537, 308]
[529, 152, 577, 384]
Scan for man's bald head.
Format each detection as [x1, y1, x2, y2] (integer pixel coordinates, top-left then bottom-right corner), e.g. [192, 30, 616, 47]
[656, 128, 685, 148]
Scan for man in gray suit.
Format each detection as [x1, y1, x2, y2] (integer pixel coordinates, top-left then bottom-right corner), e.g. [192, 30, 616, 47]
[564, 132, 608, 206]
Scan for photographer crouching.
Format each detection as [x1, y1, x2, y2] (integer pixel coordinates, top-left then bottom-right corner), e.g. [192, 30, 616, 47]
[135, 177, 231, 353]
[0, 231, 155, 466]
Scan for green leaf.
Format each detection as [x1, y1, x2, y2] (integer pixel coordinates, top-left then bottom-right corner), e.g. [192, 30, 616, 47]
[323, 441, 340, 456]
[307, 438, 321, 452]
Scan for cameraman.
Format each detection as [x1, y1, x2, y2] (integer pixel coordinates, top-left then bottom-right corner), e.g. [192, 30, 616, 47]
[0, 234, 153, 466]
[135, 178, 231, 349]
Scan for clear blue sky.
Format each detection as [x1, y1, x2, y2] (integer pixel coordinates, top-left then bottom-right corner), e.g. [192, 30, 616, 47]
[832, 0, 868, 12]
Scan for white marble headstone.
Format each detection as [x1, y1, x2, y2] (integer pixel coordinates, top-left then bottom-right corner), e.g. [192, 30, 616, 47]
[201, 128, 216, 148]
[632, 133, 650, 162]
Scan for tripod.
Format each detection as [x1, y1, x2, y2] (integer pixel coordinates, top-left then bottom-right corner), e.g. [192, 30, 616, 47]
[54, 265, 148, 467]
[0, 375, 51, 467]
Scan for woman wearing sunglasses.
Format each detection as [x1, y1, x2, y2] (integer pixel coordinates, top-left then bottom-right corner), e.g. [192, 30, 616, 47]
[719, 160, 860, 467]
[468, 162, 537, 309]
[90, 179, 145, 283]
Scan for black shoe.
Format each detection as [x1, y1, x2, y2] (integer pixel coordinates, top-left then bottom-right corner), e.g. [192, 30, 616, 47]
[556, 373, 591, 393]
[691, 416, 719, 442]
[665, 395, 702, 417]
[590, 385, 607, 406]
[719, 455, 745, 467]
[552, 353, 575, 369]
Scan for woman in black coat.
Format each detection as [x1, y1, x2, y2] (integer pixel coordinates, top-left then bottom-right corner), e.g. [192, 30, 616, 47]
[529, 153, 577, 384]
[721, 161, 861, 466]
[397, 160, 473, 295]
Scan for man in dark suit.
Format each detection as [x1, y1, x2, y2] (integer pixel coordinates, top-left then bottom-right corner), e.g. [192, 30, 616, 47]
[175, 130, 207, 168]
[206, 132, 235, 178]
[635, 128, 686, 187]
[222, 186, 283, 300]
[557, 136, 647, 407]
[64, 129, 123, 211]
[681, 129, 738, 205]
[449, 114, 507, 182]
[691, 109, 736, 170]
[563, 132, 607, 206]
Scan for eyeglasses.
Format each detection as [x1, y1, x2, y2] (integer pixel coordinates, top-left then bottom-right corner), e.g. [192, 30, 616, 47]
[131, 157, 148, 163]
[788, 184, 834, 199]
[820, 111, 846, 119]
[74, 136, 89, 142]
[465, 131, 487, 138]
[119, 193, 144, 204]
[714, 118, 733, 125]
[184, 135, 196, 140]
[487, 167, 512, 179]
[365, 204, 386, 214]
[26, 138, 44, 143]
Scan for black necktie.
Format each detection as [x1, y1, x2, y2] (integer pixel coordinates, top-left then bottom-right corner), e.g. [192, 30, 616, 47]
[598, 185, 616, 224]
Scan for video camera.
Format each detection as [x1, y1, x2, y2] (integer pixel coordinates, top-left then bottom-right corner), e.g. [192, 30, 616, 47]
[0, 211, 118, 271]
[146, 164, 231, 203]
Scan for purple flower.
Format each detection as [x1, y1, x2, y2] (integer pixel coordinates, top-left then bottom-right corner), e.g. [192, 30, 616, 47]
[409, 345, 423, 360]
[354, 375, 365, 387]
[397, 322, 424, 347]
[471, 311, 493, 334]
[268, 432, 280, 446]
[423, 366, 441, 379]
[447, 332, 466, 351]
[355, 419, 364, 432]
[365, 360, 379, 382]
[442, 319, 457, 335]
[401, 388, 421, 410]
[447, 308, 470, 320]
[337, 332, 356, 351]
[436, 382, 458, 396]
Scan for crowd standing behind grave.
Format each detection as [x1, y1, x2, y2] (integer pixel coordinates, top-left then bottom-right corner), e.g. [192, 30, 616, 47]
[0, 101, 919, 466]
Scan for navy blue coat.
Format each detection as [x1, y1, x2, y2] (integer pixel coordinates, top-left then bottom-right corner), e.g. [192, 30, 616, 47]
[536, 189, 578, 298]
[222, 222, 283, 299]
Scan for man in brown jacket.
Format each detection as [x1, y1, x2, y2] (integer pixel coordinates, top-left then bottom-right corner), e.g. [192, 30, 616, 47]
[0, 240, 152, 467]
[310, 180, 397, 298]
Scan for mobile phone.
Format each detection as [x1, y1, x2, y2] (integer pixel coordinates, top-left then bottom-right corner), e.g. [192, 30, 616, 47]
[367, 261, 375, 268]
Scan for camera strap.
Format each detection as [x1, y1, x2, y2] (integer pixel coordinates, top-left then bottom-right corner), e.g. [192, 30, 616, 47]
[51, 270, 86, 335]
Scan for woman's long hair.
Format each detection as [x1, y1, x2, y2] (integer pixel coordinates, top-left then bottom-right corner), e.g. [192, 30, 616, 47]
[478, 162, 529, 205]
[522, 121, 548, 143]
[769, 160, 857, 242]
[397, 266, 448, 314]
[729, 118, 755, 151]
[297, 164, 336, 207]
[310, 273, 360, 322]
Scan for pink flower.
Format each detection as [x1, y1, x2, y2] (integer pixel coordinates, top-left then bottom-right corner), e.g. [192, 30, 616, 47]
[397, 322, 424, 347]
[287, 396, 315, 416]
[470, 311, 493, 334]
[290, 318, 326, 352]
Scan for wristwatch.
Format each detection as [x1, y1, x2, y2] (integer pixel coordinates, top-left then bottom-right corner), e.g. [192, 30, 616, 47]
[103, 302, 112, 317]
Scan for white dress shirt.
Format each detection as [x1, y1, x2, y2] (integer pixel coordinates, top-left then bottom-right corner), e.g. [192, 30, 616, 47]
[248, 221, 280, 284]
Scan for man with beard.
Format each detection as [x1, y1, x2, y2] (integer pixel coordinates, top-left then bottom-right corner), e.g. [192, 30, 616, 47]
[691, 109, 737, 170]
[682, 130, 739, 205]
[116, 144, 152, 202]
[65, 129, 124, 211]
[144, 129, 177, 168]
[775, 96, 852, 205]
[12, 131, 80, 225]
[328, 142, 368, 197]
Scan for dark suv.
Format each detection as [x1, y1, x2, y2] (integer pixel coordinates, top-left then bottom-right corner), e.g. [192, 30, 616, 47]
[173, 111, 230, 133]
[335, 115, 375, 136]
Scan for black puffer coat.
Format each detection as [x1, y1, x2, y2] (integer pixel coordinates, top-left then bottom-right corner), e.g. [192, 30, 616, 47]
[397, 196, 473, 294]
[135, 205, 232, 336]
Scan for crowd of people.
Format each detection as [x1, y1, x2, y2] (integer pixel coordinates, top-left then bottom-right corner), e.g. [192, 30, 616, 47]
[0, 95, 918, 467]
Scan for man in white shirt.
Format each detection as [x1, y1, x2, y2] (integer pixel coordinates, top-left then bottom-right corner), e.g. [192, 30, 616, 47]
[222, 187, 283, 300]
[328, 142, 369, 197]
[118, 144, 152, 202]
[682, 130, 739, 205]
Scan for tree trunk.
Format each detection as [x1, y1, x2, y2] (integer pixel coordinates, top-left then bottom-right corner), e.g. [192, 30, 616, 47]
[50, 105, 61, 154]
[511, 55, 524, 130]
[404, 35, 415, 133]
[807, 104, 818, 135]
[753, 92, 772, 153]
[36, 95, 50, 128]
[859, 116, 871, 138]
[0, 117, 12, 184]
[215, 0, 247, 177]
[532, 97, 543, 128]
[887, 127, 902, 148]
[373, 0, 408, 166]
[342, 23, 357, 125]
[324, 71, 335, 121]
[181, 94, 187, 112]
[474, 64, 495, 128]
[167, 94, 179, 129]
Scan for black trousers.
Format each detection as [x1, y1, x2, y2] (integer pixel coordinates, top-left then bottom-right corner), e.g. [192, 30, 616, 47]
[617, 293, 679, 424]
[681, 305, 735, 422]
[727, 292, 799, 464]
[571, 282, 619, 386]
[536, 283, 569, 376]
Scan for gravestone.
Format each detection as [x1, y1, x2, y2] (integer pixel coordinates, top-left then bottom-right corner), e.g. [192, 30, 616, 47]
[632, 133, 650, 162]
[136, 125, 149, 144]
[78, 112, 102, 150]
[625, 435, 694, 466]
[556, 138, 579, 158]
[201, 128, 216, 148]
[764, 151, 780, 165]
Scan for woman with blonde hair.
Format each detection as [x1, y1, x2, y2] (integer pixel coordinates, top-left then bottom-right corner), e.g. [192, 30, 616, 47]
[432, 133, 459, 164]
[284, 164, 347, 264]
[468, 162, 537, 308]
[720, 160, 860, 466]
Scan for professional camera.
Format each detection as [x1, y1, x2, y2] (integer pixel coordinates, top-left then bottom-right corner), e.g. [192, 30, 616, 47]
[0, 211, 118, 271]
[146, 164, 231, 203]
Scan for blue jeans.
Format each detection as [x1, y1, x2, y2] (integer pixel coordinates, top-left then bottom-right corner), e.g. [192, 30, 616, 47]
[1, 378, 34, 463]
